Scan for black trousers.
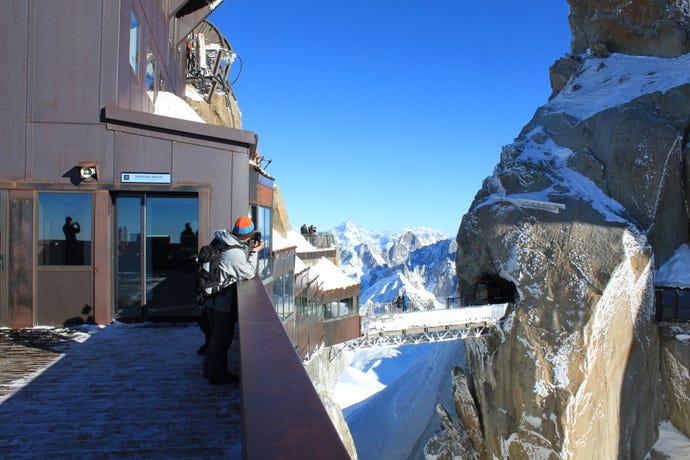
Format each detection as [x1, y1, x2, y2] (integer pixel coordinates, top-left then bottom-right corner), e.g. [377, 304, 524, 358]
[203, 286, 238, 382]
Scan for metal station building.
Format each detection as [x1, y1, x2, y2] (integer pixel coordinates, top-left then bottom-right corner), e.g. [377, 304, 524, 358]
[0, 0, 270, 327]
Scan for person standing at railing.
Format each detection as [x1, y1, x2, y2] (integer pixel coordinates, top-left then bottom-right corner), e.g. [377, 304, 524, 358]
[402, 293, 410, 312]
[203, 216, 264, 385]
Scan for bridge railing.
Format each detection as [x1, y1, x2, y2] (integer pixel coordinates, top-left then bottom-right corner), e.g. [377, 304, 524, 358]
[361, 297, 482, 318]
[360, 303, 509, 334]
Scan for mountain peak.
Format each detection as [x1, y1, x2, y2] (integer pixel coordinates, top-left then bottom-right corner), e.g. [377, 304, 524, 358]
[333, 223, 457, 309]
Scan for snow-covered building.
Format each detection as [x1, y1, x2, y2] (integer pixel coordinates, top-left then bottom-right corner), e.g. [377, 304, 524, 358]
[272, 230, 360, 359]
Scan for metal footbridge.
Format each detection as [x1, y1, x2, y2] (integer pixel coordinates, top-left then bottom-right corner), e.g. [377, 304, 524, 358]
[341, 303, 510, 351]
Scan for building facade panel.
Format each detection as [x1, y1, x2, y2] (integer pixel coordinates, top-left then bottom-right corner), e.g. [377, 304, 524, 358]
[0, 2, 29, 180]
[99, 0, 120, 111]
[29, 0, 104, 124]
[92, 190, 112, 324]
[8, 190, 34, 328]
[114, 131, 174, 175]
[31, 123, 115, 183]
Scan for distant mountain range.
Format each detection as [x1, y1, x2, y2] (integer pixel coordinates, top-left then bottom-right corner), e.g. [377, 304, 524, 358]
[330, 221, 458, 309]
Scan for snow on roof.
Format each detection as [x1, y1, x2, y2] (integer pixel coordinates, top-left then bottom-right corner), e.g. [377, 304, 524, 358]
[287, 228, 318, 251]
[311, 257, 358, 292]
[655, 243, 690, 288]
[294, 256, 307, 275]
[271, 230, 295, 251]
[148, 90, 206, 123]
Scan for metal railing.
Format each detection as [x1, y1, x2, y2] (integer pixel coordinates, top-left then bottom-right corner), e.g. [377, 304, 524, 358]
[302, 232, 334, 249]
[361, 300, 435, 317]
[237, 277, 349, 459]
[655, 287, 690, 322]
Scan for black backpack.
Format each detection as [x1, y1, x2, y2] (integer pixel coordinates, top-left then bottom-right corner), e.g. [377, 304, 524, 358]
[196, 238, 242, 299]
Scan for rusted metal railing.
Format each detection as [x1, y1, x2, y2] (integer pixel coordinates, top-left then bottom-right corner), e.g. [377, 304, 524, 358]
[237, 277, 350, 459]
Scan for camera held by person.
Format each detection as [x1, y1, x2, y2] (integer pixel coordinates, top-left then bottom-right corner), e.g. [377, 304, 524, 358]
[250, 231, 264, 251]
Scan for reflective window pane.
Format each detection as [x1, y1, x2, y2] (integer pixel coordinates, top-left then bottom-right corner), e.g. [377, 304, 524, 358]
[38, 193, 92, 266]
[115, 194, 199, 320]
[116, 196, 142, 318]
[129, 9, 139, 73]
[258, 205, 271, 278]
[145, 196, 198, 315]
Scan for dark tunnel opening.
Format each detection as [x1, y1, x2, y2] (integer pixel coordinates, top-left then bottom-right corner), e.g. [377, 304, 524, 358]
[472, 274, 517, 305]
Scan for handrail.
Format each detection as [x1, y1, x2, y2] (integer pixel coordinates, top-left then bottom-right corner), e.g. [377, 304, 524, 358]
[237, 277, 350, 459]
[655, 287, 690, 321]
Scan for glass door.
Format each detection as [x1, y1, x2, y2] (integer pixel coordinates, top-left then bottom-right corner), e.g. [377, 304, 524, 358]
[115, 193, 199, 321]
[115, 196, 142, 319]
[36, 192, 93, 326]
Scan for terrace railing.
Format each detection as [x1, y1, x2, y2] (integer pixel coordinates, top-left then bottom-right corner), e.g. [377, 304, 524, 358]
[655, 287, 690, 322]
[237, 277, 350, 459]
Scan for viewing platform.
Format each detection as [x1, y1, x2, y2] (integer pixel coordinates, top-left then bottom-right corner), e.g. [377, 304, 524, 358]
[346, 303, 510, 350]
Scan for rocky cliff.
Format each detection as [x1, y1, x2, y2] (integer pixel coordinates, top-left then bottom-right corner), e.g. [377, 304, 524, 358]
[436, 1, 690, 458]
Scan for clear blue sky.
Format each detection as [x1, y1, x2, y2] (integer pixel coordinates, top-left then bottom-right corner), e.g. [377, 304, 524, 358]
[209, 1, 571, 236]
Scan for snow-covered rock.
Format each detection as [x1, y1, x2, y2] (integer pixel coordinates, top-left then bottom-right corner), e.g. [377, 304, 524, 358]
[448, 2, 690, 457]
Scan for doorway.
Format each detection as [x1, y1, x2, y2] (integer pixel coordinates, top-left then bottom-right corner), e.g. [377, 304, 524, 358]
[115, 193, 199, 321]
[36, 192, 93, 326]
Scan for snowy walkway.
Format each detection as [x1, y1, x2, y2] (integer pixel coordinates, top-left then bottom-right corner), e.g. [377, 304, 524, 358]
[363, 304, 509, 335]
[0, 323, 241, 459]
[349, 304, 509, 349]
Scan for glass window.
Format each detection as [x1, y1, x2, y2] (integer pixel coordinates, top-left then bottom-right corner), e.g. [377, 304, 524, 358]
[272, 275, 284, 318]
[323, 297, 357, 320]
[38, 193, 92, 266]
[678, 289, 690, 307]
[129, 9, 140, 74]
[258, 205, 271, 278]
[146, 50, 157, 92]
[282, 272, 294, 318]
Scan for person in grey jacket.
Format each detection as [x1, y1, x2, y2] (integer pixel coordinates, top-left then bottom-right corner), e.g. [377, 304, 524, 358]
[203, 216, 264, 385]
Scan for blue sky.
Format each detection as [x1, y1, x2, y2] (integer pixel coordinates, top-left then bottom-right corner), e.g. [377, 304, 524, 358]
[209, 1, 571, 236]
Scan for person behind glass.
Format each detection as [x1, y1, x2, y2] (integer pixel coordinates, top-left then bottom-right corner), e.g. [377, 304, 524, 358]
[63, 216, 81, 265]
[180, 222, 196, 246]
[203, 216, 264, 385]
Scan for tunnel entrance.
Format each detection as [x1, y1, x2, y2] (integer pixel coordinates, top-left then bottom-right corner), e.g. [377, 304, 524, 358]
[473, 274, 517, 305]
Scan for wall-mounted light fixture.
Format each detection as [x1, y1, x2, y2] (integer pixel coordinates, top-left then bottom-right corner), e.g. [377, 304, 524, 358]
[78, 161, 98, 181]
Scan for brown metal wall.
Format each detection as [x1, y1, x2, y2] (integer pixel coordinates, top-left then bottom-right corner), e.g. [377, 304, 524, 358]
[8, 190, 33, 328]
[0, 2, 28, 180]
[30, 1, 105, 124]
[324, 315, 361, 346]
[93, 190, 112, 325]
